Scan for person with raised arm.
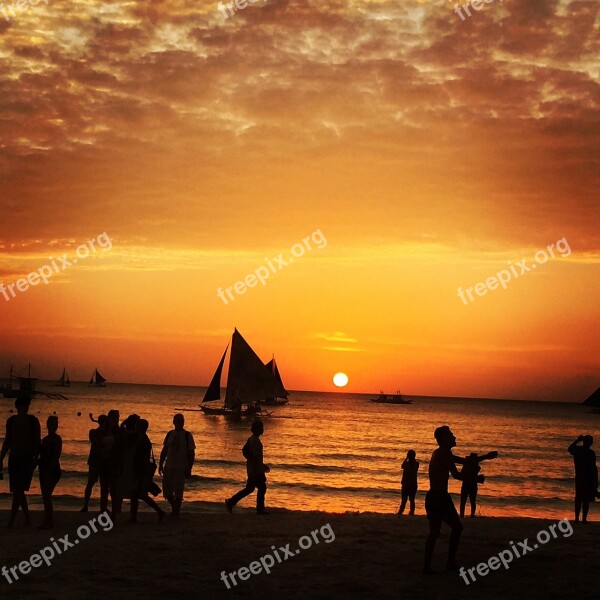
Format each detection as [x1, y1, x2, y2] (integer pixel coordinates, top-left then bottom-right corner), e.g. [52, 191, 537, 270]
[568, 435, 598, 523]
[459, 451, 498, 518]
[423, 425, 497, 574]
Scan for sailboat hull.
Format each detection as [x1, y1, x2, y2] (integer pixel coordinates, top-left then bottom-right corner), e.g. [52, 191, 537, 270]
[200, 404, 263, 417]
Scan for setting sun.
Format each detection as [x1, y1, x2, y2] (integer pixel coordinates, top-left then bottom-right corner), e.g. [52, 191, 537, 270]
[333, 372, 349, 387]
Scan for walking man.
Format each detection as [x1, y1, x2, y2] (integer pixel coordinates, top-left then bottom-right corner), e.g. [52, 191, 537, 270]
[0, 397, 41, 528]
[159, 413, 195, 517]
[225, 420, 270, 515]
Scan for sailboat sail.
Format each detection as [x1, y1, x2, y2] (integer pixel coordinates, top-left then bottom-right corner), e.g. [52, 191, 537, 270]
[202, 346, 228, 403]
[583, 387, 600, 408]
[265, 358, 288, 398]
[89, 369, 107, 386]
[58, 368, 70, 387]
[224, 329, 278, 409]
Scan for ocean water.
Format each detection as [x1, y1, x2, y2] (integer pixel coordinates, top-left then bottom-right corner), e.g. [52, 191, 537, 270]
[1, 383, 597, 520]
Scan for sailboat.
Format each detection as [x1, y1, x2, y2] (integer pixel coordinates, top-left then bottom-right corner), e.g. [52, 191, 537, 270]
[56, 368, 71, 387]
[89, 369, 107, 387]
[370, 390, 412, 404]
[200, 329, 279, 417]
[262, 357, 289, 406]
[582, 387, 600, 414]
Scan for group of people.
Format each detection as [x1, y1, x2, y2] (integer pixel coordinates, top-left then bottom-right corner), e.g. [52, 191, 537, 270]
[399, 427, 598, 574]
[1, 397, 598, 578]
[0, 397, 271, 529]
[397, 446, 497, 519]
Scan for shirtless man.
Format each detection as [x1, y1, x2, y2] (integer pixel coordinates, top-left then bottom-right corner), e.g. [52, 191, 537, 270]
[424, 425, 497, 573]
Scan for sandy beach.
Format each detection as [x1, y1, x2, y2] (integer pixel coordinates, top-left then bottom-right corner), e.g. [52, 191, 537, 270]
[0, 505, 597, 599]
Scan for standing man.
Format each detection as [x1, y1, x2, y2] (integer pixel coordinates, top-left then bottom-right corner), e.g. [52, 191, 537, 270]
[0, 397, 41, 528]
[159, 413, 195, 517]
[225, 420, 270, 515]
[423, 425, 498, 573]
[568, 435, 598, 523]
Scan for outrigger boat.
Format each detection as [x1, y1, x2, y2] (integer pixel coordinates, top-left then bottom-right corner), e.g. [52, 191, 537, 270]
[370, 390, 413, 404]
[201, 329, 279, 417]
[1, 364, 68, 400]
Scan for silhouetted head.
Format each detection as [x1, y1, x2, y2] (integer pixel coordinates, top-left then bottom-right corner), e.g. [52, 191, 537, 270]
[173, 413, 184, 431]
[97, 414, 107, 427]
[136, 419, 149, 434]
[46, 415, 59, 433]
[107, 410, 120, 427]
[434, 425, 456, 448]
[469, 452, 478, 459]
[15, 397, 31, 415]
[251, 420, 264, 436]
[583, 435, 593, 449]
[123, 414, 140, 431]
[407, 449, 416, 461]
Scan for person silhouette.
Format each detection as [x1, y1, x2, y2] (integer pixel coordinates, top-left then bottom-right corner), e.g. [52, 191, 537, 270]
[0, 397, 41, 528]
[459, 451, 498, 518]
[81, 414, 107, 512]
[158, 414, 195, 517]
[38, 416, 62, 529]
[225, 420, 270, 515]
[568, 435, 598, 523]
[423, 426, 497, 574]
[98, 409, 124, 519]
[398, 450, 419, 516]
[130, 419, 165, 522]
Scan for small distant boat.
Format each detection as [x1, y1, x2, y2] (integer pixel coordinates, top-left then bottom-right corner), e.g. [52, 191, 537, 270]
[370, 390, 412, 404]
[89, 369, 107, 387]
[1, 364, 37, 398]
[261, 357, 289, 406]
[56, 367, 71, 388]
[201, 329, 278, 417]
[582, 387, 600, 414]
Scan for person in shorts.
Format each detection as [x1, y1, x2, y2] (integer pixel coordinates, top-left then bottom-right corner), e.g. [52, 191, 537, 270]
[159, 414, 195, 517]
[423, 425, 497, 573]
[0, 397, 41, 528]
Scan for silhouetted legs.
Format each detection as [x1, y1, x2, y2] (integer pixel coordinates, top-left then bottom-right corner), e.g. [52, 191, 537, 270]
[460, 485, 478, 518]
[7, 491, 30, 528]
[130, 494, 164, 522]
[227, 475, 267, 513]
[40, 479, 58, 529]
[575, 497, 589, 523]
[99, 475, 121, 519]
[424, 512, 463, 572]
[81, 468, 99, 512]
[398, 489, 416, 515]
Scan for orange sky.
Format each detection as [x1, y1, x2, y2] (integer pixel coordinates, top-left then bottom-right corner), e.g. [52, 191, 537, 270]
[0, 0, 598, 401]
